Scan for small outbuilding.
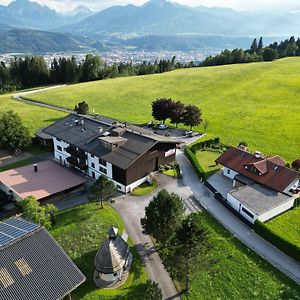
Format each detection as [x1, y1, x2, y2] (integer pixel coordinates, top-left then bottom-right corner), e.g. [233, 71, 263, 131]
[93, 227, 132, 288]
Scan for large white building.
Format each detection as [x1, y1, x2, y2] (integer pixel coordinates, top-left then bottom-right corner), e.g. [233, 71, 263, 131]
[36, 114, 178, 193]
[215, 147, 299, 223]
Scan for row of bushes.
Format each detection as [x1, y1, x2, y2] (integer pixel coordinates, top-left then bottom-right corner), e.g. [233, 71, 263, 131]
[254, 220, 300, 263]
[185, 147, 206, 181]
[190, 137, 224, 153]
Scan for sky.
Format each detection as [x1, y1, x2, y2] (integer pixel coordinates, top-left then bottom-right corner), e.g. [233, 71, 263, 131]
[1, 0, 300, 12]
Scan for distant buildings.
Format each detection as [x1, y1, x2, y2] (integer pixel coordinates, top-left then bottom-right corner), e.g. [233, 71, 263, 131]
[215, 147, 299, 223]
[37, 114, 178, 193]
[0, 218, 85, 300]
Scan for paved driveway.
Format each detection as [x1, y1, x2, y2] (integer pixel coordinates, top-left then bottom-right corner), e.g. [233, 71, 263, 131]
[111, 173, 202, 300]
[176, 150, 300, 285]
[207, 170, 234, 198]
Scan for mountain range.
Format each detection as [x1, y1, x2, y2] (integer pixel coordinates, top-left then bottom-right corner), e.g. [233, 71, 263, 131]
[0, 0, 93, 30]
[0, 0, 299, 54]
[58, 0, 300, 37]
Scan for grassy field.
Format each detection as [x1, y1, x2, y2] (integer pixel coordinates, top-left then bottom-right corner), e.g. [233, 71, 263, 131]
[195, 150, 221, 173]
[49, 203, 147, 300]
[177, 212, 300, 300]
[0, 93, 66, 136]
[266, 207, 300, 249]
[131, 180, 158, 196]
[27, 58, 300, 162]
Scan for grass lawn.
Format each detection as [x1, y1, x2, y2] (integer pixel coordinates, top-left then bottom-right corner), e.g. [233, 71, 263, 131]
[177, 212, 300, 299]
[0, 158, 33, 172]
[195, 150, 221, 173]
[266, 206, 300, 249]
[0, 93, 66, 136]
[163, 166, 181, 177]
[28, 58, 300, 162]
[49, 202, 147, 300]
[131, 180, 158, 196]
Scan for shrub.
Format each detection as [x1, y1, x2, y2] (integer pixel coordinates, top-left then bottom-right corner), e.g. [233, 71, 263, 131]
[185, 148, 205, 180]
[254, 220, 300, 262]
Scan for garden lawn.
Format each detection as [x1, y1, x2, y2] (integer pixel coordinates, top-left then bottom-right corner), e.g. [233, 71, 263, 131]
[179, 212, 300, 300]
[266, 206, 300, 249]
[49, 202, 147, 300]
[131, 180, 158, 196]
[195, 150, 221, 173]
[28, 58, 300, 162]
[0, 93, 66, 136]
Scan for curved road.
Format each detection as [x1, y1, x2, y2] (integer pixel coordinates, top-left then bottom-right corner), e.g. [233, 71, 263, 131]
[176, 150, 300, 285]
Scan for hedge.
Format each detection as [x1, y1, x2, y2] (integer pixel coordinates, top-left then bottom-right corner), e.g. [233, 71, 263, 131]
[254, 220, 300, 263]
[190, 137, 221, 153]
[185, 147, 205, 181]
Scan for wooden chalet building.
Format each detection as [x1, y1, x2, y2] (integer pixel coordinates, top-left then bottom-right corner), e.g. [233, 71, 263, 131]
[36, 114, 179, 193]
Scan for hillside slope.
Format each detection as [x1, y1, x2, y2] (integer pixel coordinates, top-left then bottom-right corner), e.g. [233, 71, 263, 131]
[28, 58, 300, 161]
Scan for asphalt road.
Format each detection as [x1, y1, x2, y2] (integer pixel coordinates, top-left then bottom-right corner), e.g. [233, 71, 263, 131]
[176, 150, 300, 286]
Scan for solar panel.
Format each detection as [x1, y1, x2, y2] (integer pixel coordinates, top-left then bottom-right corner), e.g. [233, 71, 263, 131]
[0, 218, 39, 247]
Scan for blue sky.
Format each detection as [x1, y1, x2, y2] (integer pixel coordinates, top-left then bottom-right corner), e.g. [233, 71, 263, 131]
[1, 0, 299, 12]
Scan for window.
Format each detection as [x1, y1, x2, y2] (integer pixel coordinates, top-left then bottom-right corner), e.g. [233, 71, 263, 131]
[91, 162, 95, 169]
[99, 158, 106, 166]
[227, 169, 230, 175]
[100, 166, 107, 174]
[241, 207, 254, 219]
[57, 145, 62, 151]
[92, 171, 95, 179]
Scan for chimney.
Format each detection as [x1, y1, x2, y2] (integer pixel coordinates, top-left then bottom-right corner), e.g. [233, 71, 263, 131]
[80, 118, 84, 126]
[33, 164, 38, 172]
[98, 127, 103, 135]
[255, 151, 261, 159]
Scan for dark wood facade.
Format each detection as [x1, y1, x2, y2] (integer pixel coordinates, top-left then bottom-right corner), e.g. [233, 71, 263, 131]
[112, 142, 176, 186]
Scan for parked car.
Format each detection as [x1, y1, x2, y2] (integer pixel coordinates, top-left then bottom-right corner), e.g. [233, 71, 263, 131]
[146, 121, 154, 128]
[158, 124, 168, 130]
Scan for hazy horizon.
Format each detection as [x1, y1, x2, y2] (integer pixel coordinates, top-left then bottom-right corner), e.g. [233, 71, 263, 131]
[1, 0, 300, 13]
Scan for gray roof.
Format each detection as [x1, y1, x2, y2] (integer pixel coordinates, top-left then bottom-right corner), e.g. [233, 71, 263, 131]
[229, 184, 291, 216]
[94, 235, 131, 274]
[0, 219, 85, 300]
[41, 114, 178, 170]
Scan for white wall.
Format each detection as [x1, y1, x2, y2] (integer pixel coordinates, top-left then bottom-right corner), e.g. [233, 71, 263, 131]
[223, 167, 239, 180]
[227, 193, 258, 223]
[258, 198, 295, 222]
[227, 193, 241, 211]
[125, 175, 149, 193]
[53, 137, 70, 165]
[283, 178, 299, 196]
[106, 162, 113, 179]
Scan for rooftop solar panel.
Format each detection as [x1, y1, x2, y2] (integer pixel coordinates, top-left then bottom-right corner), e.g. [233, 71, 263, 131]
[0, 218, 39, 247]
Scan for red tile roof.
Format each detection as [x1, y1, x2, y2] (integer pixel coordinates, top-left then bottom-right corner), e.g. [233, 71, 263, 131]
[216, 147, 299, 193]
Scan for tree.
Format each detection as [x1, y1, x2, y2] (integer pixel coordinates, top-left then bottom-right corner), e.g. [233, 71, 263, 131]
[90, 176, 117, 208]
[141, 189, 185, 244]
[80, 54, 102, 82]
[172, 214, 210, 292]
[257, 37, 263, 53]
[285, 42, 298, 57]
[263, 48, 278, 61]
[21, 196, 57, 229]
[142, 280, 163, 300]
[170, 100, 185, 128]
[74, 101, 89, 115]
[152, 98, 173, 124]
[182, 105, 202, 129]
[291, 159, 300, 171]
[249, 38, 258, 54]
[0, 110, 31, 151]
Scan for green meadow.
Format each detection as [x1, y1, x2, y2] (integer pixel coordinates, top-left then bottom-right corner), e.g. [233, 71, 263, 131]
[0, 93, 66, 135]
[27, 58, 300, 162]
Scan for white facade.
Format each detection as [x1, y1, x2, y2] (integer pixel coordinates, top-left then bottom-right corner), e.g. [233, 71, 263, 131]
[52, 137, 150, 193]
[258, 197, 295, 222]
[223, 167, 239, 180]
[283, 178, 300, 196]
[227, 193, 258, 223]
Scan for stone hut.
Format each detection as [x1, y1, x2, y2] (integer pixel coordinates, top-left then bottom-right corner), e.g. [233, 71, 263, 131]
[93, 227, 133, 288]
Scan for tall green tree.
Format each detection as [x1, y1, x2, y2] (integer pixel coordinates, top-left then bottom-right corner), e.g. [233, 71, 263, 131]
[249, 38, 258, 54]
[170, 100, 185, 128]
[0, 110, 31, 151]
[74, 101, 89, 115]
[172, 214, 210, 292]
[142, 280, 163, 300]
[141, 189, 185, 244]
[183, 105, 202, 129]
[90, 176, 117, 208]
[21, 196, 57, 229]
[263, 48, 278, 61]
[80, 54, 102, 82]
[152, 98, 173, 124]
[258, 37, 264, 53]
